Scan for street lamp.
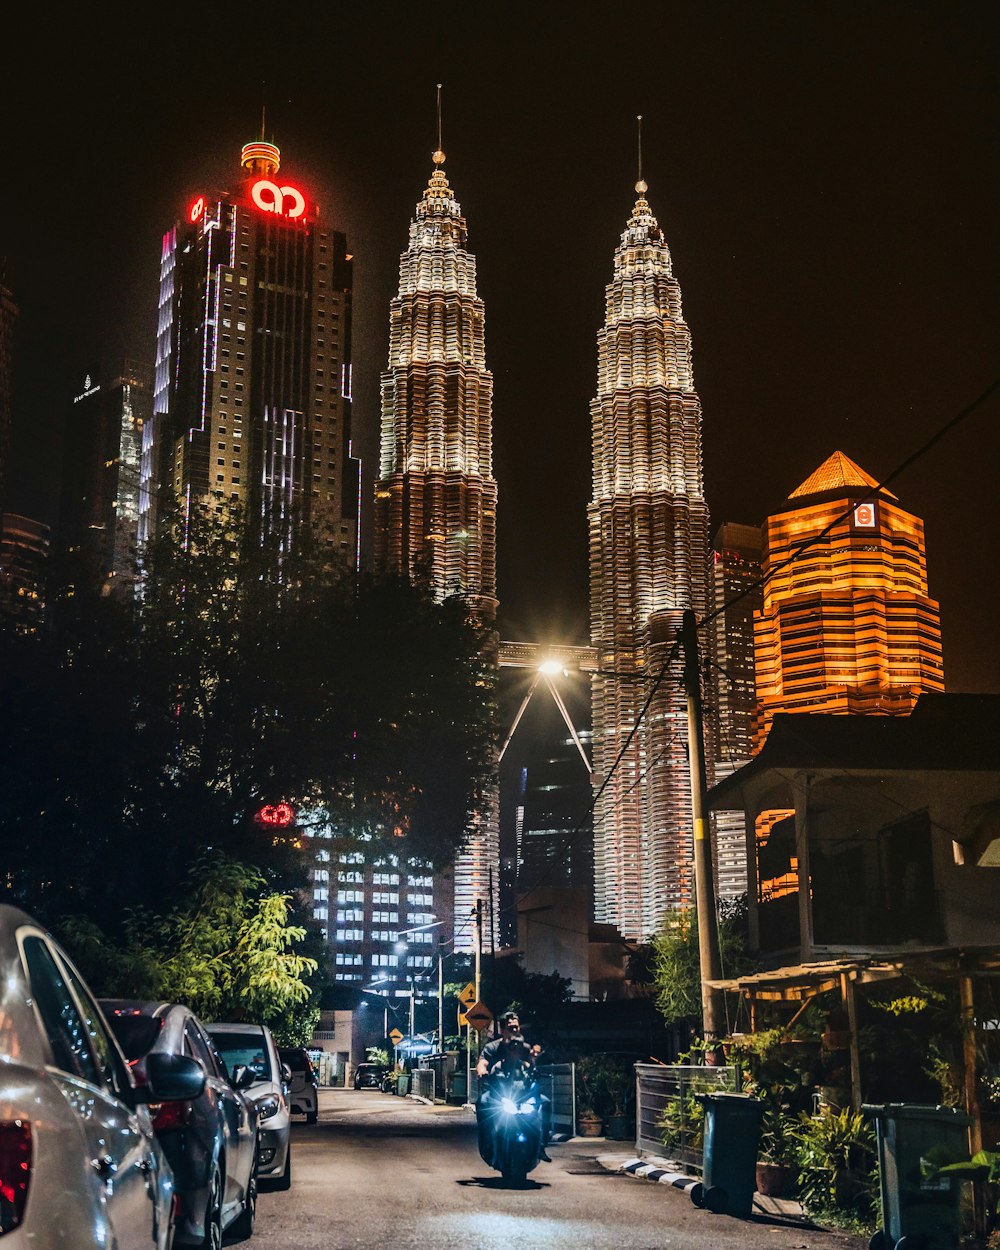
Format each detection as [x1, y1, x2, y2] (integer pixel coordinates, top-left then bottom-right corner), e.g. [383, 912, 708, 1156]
[395, 919, 448, 1050]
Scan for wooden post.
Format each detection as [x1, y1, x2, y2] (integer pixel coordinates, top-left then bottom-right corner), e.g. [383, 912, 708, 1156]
[840, 972, 862, 1112]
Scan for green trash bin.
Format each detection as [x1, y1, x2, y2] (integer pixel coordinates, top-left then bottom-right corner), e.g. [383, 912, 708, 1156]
[396, 1073, 410, 1096]
[690, 1092, 764, 1218]
[863, 1102, 972, 1250]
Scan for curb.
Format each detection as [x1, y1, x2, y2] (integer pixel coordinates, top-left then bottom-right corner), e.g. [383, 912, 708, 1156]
[601, 1154, 700, 1193]
[596, 1153, 811, 1220]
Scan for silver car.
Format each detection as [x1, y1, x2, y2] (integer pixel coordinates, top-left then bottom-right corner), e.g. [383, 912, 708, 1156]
[102, 1001, 259, 1246]
[0, 904, 204, 1249]
[206, 1022, 292, 1189]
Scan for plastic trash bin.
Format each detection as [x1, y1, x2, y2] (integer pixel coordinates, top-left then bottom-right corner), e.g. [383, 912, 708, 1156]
[863, 1102, 972, 1250]
[690, 1092, 764, 1217]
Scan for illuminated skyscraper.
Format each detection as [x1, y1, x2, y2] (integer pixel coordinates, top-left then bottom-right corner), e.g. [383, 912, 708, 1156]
[588, 178, 711, 940]
[374, 145, 499, 951]
[754, 450, 945, 745]
[0, 513, 49, 634]
[139, 136, 358, 560]
[0, 279, 17, 518]
[55, 362, 149, 604]
[708, 522, 763, 898]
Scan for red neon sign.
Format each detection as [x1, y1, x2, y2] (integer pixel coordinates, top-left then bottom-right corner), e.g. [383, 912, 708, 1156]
[189, 196, 205, 223]
[251, 178, 306, 219]
[257, 802, 295, 827]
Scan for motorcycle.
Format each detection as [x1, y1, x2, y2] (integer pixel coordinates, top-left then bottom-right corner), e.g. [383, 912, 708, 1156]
[477, 1070, 546, 1184]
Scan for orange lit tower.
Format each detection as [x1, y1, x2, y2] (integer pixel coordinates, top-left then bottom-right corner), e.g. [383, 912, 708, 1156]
[374, 138, 498, 950]
[754, 450, 945, 746]
[139, 134, 359, 559]
[588, 174, 711, 940]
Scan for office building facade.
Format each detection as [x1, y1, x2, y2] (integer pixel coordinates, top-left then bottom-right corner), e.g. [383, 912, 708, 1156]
[708, 522, 763, 898]
[55, 363, 149, 603]
[139, 137, 358, 561]
[0, 280, 17, 518]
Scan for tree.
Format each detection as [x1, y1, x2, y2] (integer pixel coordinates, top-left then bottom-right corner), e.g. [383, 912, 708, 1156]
[650, 900, 750, 1029]
[1, 500, 498, 929]
[57, 854, 320, 1036]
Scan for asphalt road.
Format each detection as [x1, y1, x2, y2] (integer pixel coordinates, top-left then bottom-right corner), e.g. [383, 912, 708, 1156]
[245, 1089, 867, 1250]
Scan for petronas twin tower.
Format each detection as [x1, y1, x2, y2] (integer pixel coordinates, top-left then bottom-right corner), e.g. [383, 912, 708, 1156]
[375, 145, 708, 944]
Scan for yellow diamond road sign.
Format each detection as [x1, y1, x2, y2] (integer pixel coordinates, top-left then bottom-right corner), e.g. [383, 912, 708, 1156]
[465, 1000, 493, 1032]
[458, 982, 477, 1007]
[389, 1028, 404, 1045]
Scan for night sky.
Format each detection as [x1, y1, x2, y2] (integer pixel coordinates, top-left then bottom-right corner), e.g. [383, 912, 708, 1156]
[5, 3, 998, 692]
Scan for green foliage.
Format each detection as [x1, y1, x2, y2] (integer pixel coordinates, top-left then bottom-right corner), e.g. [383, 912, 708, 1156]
[575, 1055, 634, 1118]
[55, 854, 319, 1027]
[791, 1109, 878, 1232]
[366, 1047, 390, 1067]
[650, 901, 749, 1027]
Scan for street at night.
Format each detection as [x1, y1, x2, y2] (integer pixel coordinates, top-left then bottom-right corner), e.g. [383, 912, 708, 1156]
[251, 1091, 866, 1250]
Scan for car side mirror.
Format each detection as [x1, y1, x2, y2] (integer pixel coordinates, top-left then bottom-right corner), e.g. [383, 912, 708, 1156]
[281, 1062, 292, 1085]
[232, 1064, 257, 1090]
[141, 1052, 206, 1102]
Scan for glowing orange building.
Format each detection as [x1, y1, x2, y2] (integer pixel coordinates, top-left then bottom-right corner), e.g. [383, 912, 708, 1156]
[754, 450, 945, 748]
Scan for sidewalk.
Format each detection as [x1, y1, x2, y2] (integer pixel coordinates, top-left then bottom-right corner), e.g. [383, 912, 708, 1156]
[591, 1147, 812, 1221]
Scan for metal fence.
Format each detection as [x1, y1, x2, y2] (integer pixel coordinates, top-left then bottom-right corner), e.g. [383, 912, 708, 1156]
[537, 1063, 576, 1141]
[410, 1067, 435, 1100]
[635, 1063, 738, 1170]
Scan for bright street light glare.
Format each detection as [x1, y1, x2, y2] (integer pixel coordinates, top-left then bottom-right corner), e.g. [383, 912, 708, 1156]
[538, 659, 564, 676]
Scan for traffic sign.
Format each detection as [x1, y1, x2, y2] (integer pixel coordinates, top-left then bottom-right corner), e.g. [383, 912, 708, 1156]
[458, 1009, 469, 1028]
[465, 1000, 493, 1032]
[389, 1028, 404, 1045]
[458, 982, 477, 1007]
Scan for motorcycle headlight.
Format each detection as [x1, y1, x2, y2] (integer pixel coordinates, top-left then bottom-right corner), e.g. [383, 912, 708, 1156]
[500, 1097, 518, 1115]
[517, 1099, 537, 1113]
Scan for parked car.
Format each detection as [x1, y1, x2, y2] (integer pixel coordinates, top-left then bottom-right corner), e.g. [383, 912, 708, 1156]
[354, 1062, 390, 1090]
[0, 904, 201, 1249]
[279, 1047, 319, 1124]
[206, 1022, 292, 1189]
[101, 1000, 260, 1245]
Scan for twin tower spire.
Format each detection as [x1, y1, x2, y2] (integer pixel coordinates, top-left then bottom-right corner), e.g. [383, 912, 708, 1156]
[374, 103, 709, 945]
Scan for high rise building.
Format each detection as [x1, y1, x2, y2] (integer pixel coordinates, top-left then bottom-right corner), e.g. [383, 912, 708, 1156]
[0, 513, 49, 634]
[708, 522, 762, 898]
[139, 136, 358, 561]
[55, 362, 149, 604]
[0, 279, 17, 518]
[754, 450, 945, 745]
[588, 178, 711, 941]
[374, 145, 499, 952]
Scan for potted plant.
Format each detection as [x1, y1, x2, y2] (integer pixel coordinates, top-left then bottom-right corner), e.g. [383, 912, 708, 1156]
[755, 1106, 797, 1197]
[576, 1056, 614, 1137]
[577, 1107, 605, 1136]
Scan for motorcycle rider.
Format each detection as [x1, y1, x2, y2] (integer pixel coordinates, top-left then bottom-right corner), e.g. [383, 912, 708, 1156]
[476, 1011, 551, 1163]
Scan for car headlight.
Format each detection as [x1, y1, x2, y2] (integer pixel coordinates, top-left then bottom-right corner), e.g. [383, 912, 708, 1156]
[255, 1093, 280, 1121]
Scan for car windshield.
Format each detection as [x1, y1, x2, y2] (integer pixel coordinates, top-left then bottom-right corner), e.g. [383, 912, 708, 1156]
[209, 1032, 271, 1081]
[105, 1012, 163, 1061]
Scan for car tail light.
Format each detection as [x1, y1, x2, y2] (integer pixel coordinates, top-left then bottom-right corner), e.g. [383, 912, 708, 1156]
[0, 1120, 32, 1234]
[149, 1100, 193, 1132]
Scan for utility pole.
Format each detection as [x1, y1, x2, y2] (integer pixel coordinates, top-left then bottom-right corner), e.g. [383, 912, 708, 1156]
[437, 934, 445, 1052]
[474, 898, 483, 1003]
[681, 608, 724, 1044]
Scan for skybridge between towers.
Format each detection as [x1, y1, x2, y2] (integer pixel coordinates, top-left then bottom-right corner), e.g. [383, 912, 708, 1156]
[497, 641, 598, 775]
